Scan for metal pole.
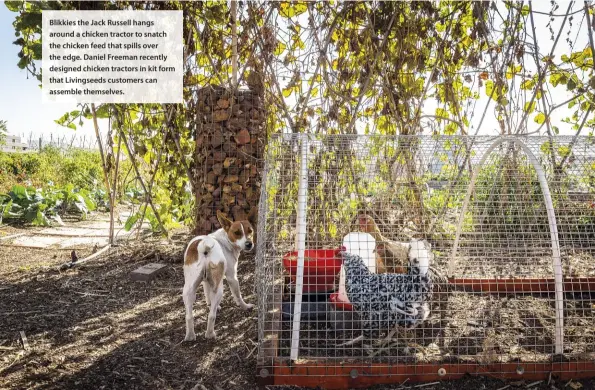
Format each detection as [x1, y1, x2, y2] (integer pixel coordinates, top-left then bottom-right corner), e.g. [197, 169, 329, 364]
[290, 133, 309, 361]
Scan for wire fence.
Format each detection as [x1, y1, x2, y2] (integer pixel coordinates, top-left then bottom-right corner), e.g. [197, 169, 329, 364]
[256, 134, 595, 386]
[22, 132, 99, 151]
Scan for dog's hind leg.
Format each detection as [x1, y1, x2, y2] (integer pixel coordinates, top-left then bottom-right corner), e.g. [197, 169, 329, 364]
[203, 281, 221, 310]
[182, 267, 202, 342]
[205, 283, 224, 339]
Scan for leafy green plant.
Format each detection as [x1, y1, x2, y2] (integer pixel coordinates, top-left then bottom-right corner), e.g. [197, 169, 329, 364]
[0, 185, 60, 226]
[0, 183, 97, 226]
[56, 183, 97, 219]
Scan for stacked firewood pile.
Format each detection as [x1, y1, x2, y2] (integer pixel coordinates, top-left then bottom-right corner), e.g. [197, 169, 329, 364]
[192, 85, 265, 235]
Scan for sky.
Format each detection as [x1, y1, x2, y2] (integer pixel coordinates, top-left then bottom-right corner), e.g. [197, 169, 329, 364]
[0, 1, 591, 143]
[0, 3, 109, 146]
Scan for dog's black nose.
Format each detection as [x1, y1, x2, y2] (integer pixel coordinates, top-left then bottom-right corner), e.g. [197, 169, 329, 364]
[245, 241, 253, 250]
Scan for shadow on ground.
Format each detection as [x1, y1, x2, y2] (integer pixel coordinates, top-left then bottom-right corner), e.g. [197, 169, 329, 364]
[0, 233, 258, 390]
[0, 232, 593, 390]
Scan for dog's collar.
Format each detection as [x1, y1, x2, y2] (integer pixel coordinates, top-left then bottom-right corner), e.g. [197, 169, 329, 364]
[213, 229, 241, 253]
[223, 233, 241, 250]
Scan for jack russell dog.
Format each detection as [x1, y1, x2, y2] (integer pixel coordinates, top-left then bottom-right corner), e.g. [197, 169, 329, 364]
[183, 210, 255, 341]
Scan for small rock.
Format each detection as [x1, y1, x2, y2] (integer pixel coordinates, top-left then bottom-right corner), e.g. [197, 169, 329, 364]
[210, 133, 224, 148]
[213, 151, 226, 162]
[212, 109, 230, 122]
[217, 98, 230, 109]
[223, 175, 239, 183]
[235, 129, 251, 145]
[223, 157, 236, 168]
[130, 263, 167, 282]
[212, 163, 223, 175]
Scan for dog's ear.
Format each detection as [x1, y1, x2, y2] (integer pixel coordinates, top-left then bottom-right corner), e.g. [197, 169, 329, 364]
[216, 210, 233, 231]
[247, 207, 258, 226]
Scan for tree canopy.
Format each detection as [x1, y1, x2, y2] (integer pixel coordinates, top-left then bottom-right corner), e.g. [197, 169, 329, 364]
[4, 0, 595, 234]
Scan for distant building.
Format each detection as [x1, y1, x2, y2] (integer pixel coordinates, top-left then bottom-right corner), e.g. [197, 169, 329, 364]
[1, 134, 28, 152]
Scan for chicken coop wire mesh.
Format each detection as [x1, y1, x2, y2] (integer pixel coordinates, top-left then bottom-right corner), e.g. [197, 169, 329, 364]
[255, 134, 595, 388]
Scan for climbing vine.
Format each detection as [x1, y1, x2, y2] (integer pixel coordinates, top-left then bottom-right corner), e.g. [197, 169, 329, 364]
[5, 0, 595, 237]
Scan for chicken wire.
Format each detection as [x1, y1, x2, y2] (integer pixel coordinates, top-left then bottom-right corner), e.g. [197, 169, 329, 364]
[255, 134, 595, 384]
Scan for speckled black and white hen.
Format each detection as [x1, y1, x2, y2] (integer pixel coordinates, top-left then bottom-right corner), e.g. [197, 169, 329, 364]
[338, 239, 439, 346]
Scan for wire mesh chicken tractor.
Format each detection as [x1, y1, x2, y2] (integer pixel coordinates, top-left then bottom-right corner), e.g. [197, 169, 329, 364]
[254, 134, 595, 389]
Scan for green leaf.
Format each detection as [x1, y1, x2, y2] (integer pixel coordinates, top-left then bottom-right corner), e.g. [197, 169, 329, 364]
[435, 108, 448, 120]
[524, 101, 536, 114]
[94, 105, 111, 118]
[125, 213, 139, 231]
[558, 145, 571, 157]
[534, 112, 546, 125]
[4, 1, 22, 12]
[521, 4, 530, 16]
[485, 80, 498, 100]
[274, 42, 286, 55]
[279, 1, 307, 18]
[445, 122, 458, 135]
[550, 73, 567, 87]
[10, 185, 28, 200]
[282, 88, 293, 97]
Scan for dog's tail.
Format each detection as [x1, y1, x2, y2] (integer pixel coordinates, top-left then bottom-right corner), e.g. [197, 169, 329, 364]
[197, 237, 215, 258]
[196, 237, 225, 291]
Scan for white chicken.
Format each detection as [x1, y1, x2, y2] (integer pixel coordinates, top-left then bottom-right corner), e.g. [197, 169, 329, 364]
[337, 239, 443, 348]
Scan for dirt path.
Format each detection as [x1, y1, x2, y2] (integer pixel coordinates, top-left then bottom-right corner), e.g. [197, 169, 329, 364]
[0, 224, 593, 390]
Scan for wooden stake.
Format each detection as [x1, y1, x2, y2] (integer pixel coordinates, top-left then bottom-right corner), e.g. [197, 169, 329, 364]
[110, 119, 123, 244]
[0, 232, 26, 241]
[91, 103, 114, 245]
[231, 0, 238, 88]
[19, 331, 29, 350]
[58, 244, 112, 270]
[114, 114, 167, 236]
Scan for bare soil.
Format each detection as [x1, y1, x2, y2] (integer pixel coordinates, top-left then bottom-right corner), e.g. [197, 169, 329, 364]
[0, 223, 593, 390]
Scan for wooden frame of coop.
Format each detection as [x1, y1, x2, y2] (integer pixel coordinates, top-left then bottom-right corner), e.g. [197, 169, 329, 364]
[255, 134, 595, 389]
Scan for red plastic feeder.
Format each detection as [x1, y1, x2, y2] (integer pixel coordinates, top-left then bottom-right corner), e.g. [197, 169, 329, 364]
[329, 291, 354, 311]
[282, 248, 343, 292]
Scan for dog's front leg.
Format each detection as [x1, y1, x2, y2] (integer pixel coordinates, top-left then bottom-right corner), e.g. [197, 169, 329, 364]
[226, 275, 253, 310]
[205, 284, 224, 339]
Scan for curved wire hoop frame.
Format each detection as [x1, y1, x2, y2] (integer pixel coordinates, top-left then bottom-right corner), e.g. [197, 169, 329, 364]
[448, 136, 564, 354]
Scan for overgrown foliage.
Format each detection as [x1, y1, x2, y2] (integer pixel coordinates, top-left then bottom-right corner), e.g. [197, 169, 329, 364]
[0, 146, 128, 193]
[5, 1, 595, 237]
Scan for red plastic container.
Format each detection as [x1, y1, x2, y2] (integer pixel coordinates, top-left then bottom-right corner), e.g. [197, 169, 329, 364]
[282, 248, 343, 292]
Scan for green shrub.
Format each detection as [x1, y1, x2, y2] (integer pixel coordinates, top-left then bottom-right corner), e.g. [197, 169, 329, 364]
[0, 146, 133, 193]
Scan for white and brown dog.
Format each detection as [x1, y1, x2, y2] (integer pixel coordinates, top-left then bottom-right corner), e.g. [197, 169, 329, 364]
[183, 210, 255, 341]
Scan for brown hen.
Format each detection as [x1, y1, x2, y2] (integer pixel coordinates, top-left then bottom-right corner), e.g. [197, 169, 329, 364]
[358, 214, 408, 274]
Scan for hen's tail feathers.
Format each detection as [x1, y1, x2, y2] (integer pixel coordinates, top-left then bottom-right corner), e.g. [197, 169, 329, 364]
[428, 266, 452, 292]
